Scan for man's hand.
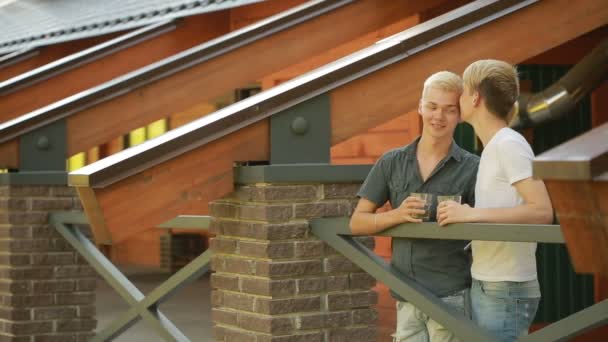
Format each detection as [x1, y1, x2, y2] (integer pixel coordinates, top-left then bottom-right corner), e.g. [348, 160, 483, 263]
[350, 196, 426, 235]
[437, 201, 476, 226]
[395, 196, 426, 223]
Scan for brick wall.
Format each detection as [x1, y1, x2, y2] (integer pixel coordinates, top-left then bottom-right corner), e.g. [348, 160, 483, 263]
[0, 185, 96, 342]
[209, 183, 378, 342]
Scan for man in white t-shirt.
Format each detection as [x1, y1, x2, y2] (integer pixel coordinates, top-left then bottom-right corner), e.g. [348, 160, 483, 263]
[436, 59, 553, 341]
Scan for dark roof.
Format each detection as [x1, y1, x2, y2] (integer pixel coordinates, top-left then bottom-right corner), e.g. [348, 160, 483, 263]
[0, 0, 263, 54]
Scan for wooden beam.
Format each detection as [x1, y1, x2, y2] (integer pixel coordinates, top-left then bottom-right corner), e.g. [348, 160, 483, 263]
[261, 15, 421, 88]
[229, 0, 308, 30]
[85, 121, 268, 244]
[0, 0, 303, 169]
[330, 0, 608, 144]
[0, 34, 118, 83]
[65, 0, 447, 156]
[76, 187, 112, 245]
[544, 180, 608, 275]
[0, 139, 18, 169]
[0, 12, 231, 124]
[77, 0, 608, 245]
[523, 26, 608, 65]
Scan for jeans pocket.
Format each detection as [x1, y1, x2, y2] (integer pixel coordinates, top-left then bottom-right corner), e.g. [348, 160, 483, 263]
[514, 297, 540, 336]
[478, 282, 509, 300]
[442, 290, 466, 316]
[510, 280, 541, 299]
[479, 280, 541, 300]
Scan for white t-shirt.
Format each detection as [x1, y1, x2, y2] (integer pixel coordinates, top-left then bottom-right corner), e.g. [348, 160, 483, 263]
[471, 127, 538, 282]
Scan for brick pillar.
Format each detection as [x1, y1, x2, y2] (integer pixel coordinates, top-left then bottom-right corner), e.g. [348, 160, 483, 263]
[209, 183, 377, 342]
[0, 185, 96, 342]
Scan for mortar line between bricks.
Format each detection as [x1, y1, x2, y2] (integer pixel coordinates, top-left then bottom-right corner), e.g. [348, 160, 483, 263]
[216, 199, 323, 205]
[214, 272, 299, 280]
[215, 218, 295, 224]
[212, 217, 310, 224]
[214, 272, 350, 281]
[216, 289, 272, 299]
[213, 254, 322, 262]
[217, 236, 315, 242]
[214, 306, 321, 319]
[218, 288, 323, 300]
[214, 322, 325, 335]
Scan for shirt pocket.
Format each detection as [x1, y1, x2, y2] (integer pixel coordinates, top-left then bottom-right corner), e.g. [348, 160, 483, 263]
[388, 177, 409, 207]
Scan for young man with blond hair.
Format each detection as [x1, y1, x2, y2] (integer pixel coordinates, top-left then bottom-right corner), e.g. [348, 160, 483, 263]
[351, 71, 479, 342]
[437, 60, 553, 341]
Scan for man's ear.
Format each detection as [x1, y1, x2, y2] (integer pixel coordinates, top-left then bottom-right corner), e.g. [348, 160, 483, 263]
[418, 100, 423, 115]
[472, 91, 481, 107]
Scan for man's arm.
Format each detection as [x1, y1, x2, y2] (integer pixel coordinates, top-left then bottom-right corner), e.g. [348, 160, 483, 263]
[350, 197, 425, 235]
[437, 177, 553, 226]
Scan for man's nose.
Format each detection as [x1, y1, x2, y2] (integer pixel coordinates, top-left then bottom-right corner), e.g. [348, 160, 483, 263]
[431, 108, 446, 117]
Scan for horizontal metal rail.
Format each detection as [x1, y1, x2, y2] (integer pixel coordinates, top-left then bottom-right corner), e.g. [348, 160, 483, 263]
[68, 0, 537, 188]
[50, 212, 211, 341]
[319, 217, 565, 243]
[0, 0, 355, 145]
[310, 217, 607, 341]
[0, 20, 178, 96]
[0, 48, 39, 69]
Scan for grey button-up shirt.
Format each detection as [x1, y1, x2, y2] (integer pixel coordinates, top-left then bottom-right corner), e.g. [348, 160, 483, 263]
[357, 137, 479, 298]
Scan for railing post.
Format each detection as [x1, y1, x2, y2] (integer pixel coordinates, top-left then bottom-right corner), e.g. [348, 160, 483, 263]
[209, 177, 378, 341]
[0, 184, 96, 341]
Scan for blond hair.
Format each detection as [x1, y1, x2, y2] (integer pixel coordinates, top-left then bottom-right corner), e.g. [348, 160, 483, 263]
[422, 71, 463, 98]
[462, 59, 519, 120]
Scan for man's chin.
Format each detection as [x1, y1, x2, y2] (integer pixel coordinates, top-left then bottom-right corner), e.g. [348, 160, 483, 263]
[428, 132, 451, 140]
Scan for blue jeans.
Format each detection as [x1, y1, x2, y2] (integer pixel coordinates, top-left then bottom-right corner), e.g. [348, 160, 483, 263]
[393, 290, 468, 342]
[471, 279, 541, 342]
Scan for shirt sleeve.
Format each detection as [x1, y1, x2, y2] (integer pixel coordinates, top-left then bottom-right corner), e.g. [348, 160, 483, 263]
[357, 154, 390, 207]
[498, 137, 534, 185]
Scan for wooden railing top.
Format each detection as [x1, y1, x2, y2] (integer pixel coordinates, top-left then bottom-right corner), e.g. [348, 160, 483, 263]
[69, 0, 537, 188]
[0, 20, 177, 96]
[0, 0, 355, 145]
[534, 122, 608, 181]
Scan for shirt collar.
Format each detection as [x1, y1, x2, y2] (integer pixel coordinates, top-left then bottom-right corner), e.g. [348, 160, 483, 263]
[447, 139, 463, 162]
[407, 136, 464, 162]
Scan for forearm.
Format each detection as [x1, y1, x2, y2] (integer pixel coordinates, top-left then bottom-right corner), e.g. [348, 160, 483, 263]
[470, 203, 553, 224]
[350, 210, 404, 235]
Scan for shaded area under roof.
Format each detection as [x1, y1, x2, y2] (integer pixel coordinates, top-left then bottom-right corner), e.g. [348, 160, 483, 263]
[0, 0, 264, 54]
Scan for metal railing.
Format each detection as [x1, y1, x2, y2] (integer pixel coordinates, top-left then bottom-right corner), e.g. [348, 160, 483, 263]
[310, 217, 608, 342]
[51, 212, 608, 340]
[50, 212, 212, 341]
[0, 20, 177, 96]
[67, 0, 538, 188]
[0, 0, 355, 146]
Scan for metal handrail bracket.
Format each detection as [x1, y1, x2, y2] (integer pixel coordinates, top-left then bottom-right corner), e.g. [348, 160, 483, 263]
[50, 212, 212, 341]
